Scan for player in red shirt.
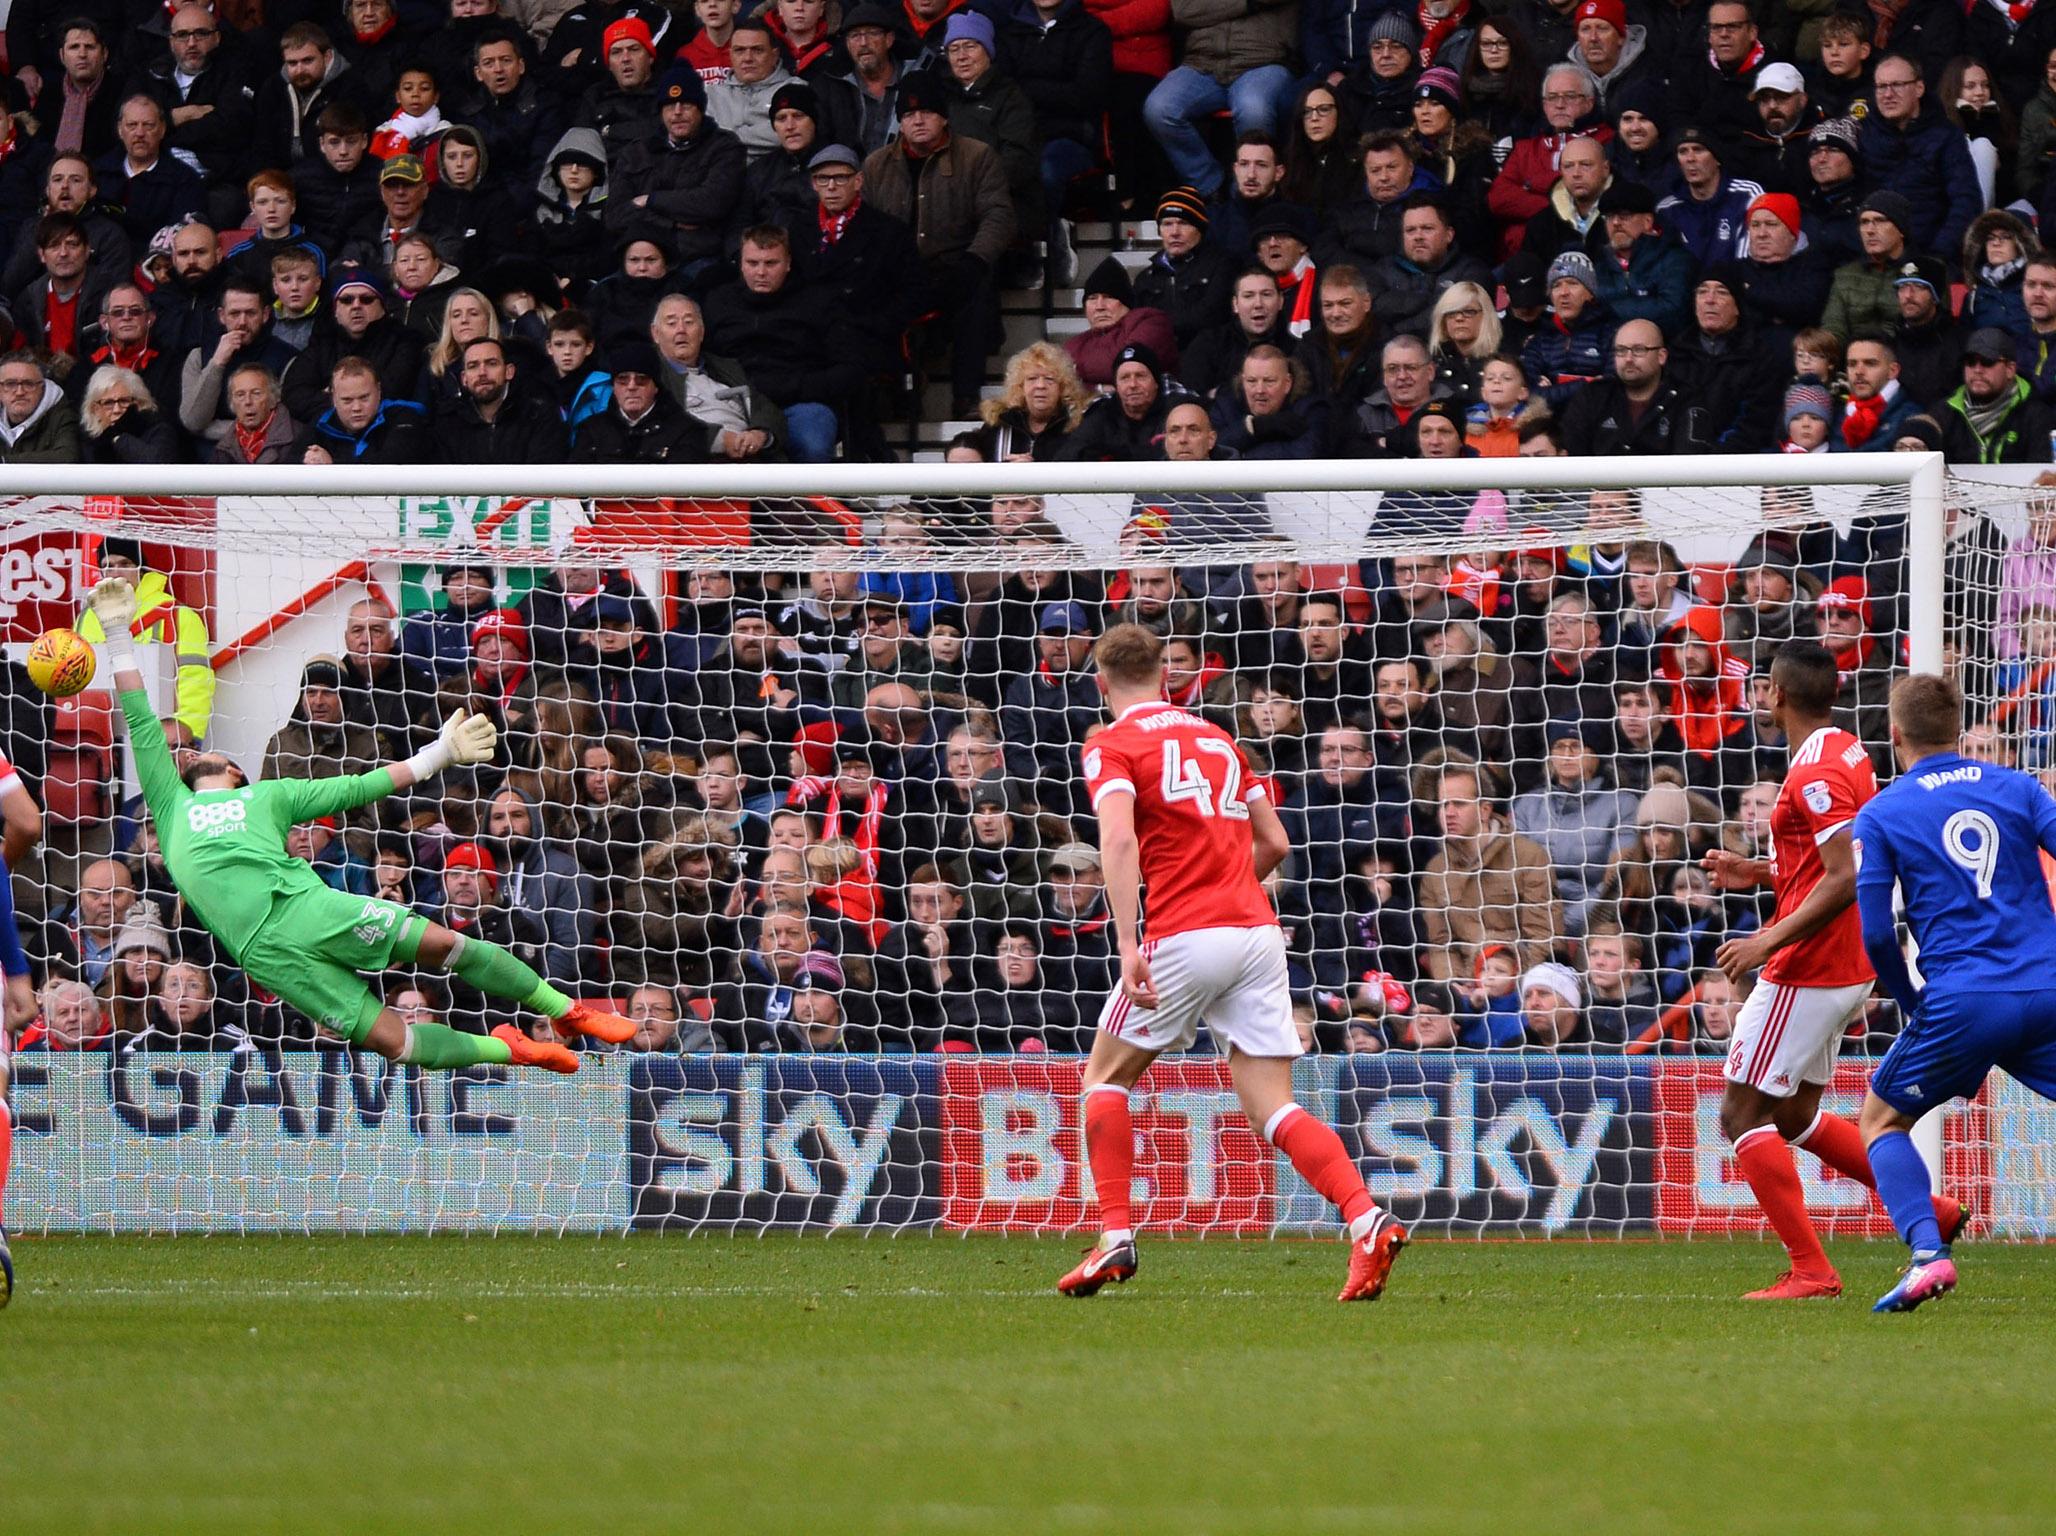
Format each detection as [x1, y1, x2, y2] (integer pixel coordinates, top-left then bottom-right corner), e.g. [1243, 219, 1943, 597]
[1704, 641, 1963, 1299]
[1056, 625, 1408, 1302]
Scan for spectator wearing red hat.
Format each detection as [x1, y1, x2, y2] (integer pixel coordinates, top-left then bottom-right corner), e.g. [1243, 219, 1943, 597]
[1721, 191, 1835, 343]
[469, 605, 533, 713]
[1815, 576, 1896, 759]
[433, 840, 549, 1034]
[1570, 0, 1652, 111]
[547, 1, 675, 90]
[572, 15, 665, 160]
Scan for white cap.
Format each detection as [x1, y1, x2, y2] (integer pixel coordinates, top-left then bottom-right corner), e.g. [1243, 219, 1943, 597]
[1750, 62, 1805, 97]
[1521, 962, 1584, 1011]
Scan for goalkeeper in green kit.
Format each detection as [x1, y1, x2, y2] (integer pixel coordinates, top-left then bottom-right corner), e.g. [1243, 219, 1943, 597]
[89, 578, 635, 1073]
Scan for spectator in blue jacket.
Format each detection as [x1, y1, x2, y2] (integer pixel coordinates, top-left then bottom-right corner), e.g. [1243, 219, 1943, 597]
[1589, 180, 1695, 339]
[1655, 124, 1761, 267]
[1858, 52, 1983, 274]
[1521, 250, 1615, 409]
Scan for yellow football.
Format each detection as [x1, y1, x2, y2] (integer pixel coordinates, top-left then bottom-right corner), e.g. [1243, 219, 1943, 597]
[26, 627, 97, 698]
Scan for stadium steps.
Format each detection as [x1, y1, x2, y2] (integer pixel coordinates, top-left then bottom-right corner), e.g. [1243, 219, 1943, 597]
[899, 219, 1163, 457]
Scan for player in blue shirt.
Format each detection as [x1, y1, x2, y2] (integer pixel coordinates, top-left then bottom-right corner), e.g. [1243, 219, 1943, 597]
[1853, 673, 2056, 1313]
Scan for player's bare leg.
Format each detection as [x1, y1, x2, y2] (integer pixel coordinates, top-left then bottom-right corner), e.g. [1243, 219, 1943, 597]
[1722, 1080, 1842, 1298]
[1058, 1033, 1156, 1297]
[1228, 1052, 1407, 1302]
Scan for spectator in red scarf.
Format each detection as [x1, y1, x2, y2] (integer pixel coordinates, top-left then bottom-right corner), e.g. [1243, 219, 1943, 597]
[1829, 334, 1921, 450]
[469, 606, 533, 712]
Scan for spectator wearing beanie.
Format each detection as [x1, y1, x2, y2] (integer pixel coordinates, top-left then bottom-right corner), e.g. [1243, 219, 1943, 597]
[1570, 0, 1654, 111]
[1654, 124, 1762, 268]
[607, 64, 748, 273]
[708, 19, 798, 162]
[1066, 253, 1179, 386]
[1857, 50, 1982, 269]
[1606, 78, 1676, 200]
[1588, 181, 1693, 340]
[1132, 186, 1240, 349]
[1780, 380, 1832, 452]
[574, 341, 715, 463]
[1522, 250, 1615, 410]
[1799, 116, 1865, 267]
[1668, 268, 1785, 450]
[547, 0, 677, 90]
[1891, 254, 1964, 410]
[739, 80, 828, 242]
[573, 16, 664, 158]
[818, 3, 908, 158]
[1339, 10, 1423, 134]
[279, 262, 427, 426]
[402, 558, 501, 678]
[938, 10, 1047, 240]
[1138, 0, 1297, 199]
[1823, 191, 1913, 342]
[861, 70, 1015, 416]
[1722, 191, 1833, 345]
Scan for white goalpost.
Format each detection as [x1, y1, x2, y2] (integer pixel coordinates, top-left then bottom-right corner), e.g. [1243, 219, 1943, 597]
[4, 451, 2035, 1236]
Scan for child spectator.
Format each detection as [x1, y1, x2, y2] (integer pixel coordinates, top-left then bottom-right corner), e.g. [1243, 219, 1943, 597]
[1464, 355, 1530, 456]
[1458, 942, 1525, 1046]
[370, 63, 449, 163]
[1780, 381, 1832, 453]
[1791, 326, 1841, 386]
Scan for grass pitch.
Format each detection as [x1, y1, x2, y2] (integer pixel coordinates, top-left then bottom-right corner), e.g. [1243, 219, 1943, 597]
[4, 1235, 2049, 1535]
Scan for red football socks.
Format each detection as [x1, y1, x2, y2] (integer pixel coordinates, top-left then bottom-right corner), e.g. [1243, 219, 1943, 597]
[1736, 1124, 1832, 1277]
[1267, 1104, 1377, 1227]
[1083, 1087, 1135, 1234]
[1793, 1110, 1960, 1229]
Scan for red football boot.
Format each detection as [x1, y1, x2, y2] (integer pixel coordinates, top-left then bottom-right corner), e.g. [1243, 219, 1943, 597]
[1058, 1238, 1138, 1297]
[492, 1025, 580, 1074]
[1744, 1269, 1843, 1300]
[1338, 1212, 1409, 1302]
[555, 1000, 637, 1045]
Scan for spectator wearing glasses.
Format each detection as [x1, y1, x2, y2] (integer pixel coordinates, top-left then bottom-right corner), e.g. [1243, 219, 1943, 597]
[1349, 334, 1452, 457]
[1486, 63, 1608, 259]
[0, 350, 82, 463]
[1858, 51, 1982, 271]
[1560, 318, 1716, 454]
[78, 364, 179, 462]
[280, 264, 426, 425]
[68, 283, 180, 419]
[140, 4, 258, 226]
[1670, 0, 1774, 147]
[1940, 327, 2056, 464]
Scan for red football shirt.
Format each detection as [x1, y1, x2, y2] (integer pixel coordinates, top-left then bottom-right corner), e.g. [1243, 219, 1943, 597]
[1762, 725, 1876, 987]
[1081, 701, 1277, 941]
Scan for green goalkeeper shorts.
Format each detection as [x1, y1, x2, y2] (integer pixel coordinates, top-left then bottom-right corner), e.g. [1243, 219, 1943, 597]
[237, 889, 427, 1042]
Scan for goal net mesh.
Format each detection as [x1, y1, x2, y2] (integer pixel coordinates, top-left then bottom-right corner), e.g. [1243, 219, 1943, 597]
[3, 466, 2051, 1239]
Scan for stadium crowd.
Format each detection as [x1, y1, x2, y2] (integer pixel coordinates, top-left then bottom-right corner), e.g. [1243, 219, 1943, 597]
[3, 0, 2055, 1057]
[6, 0, 2056, 464]
[5, 480, 2047, 1060]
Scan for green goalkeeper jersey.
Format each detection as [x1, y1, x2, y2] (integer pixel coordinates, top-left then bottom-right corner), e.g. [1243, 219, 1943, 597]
[120, 686, 397, 955]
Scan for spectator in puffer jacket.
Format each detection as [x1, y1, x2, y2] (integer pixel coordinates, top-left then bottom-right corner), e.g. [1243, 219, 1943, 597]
[1521, 250, 1614, 409]
[1856, 51, 1982, 272]
[1065, 254, 1179, 385]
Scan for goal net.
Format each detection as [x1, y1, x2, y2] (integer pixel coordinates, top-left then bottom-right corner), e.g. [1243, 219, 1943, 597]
[3, 455, 2048, 1239]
